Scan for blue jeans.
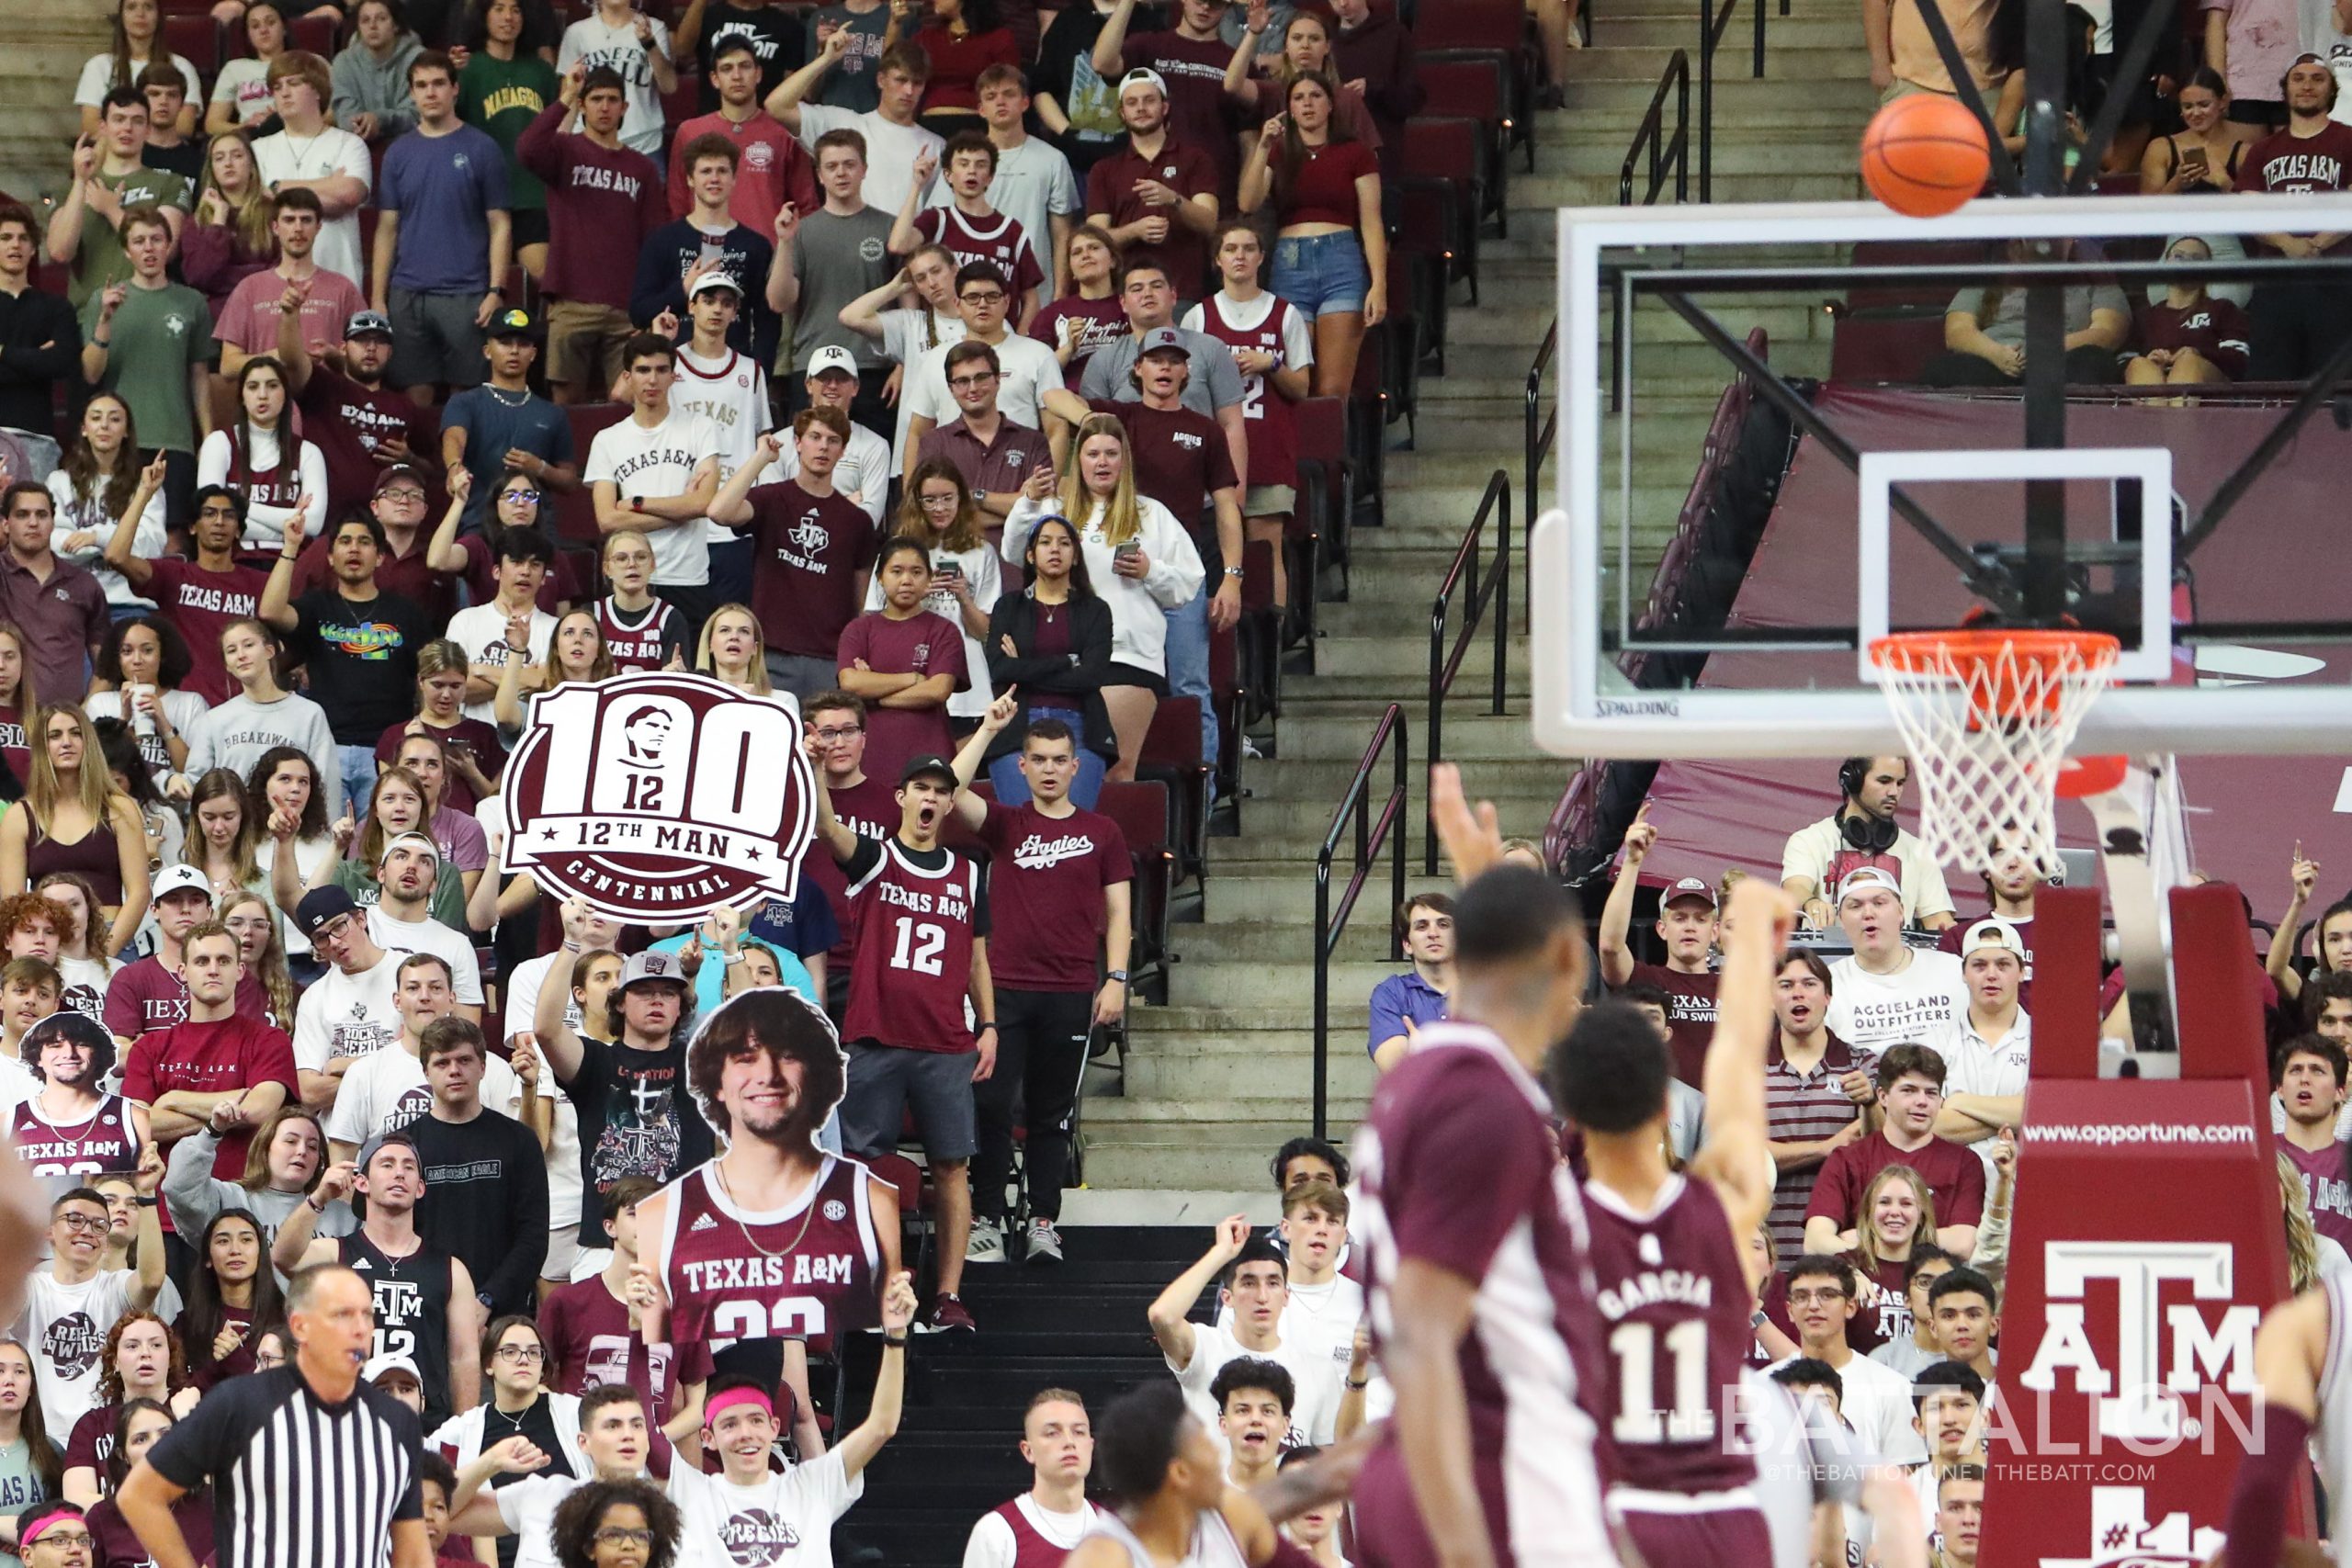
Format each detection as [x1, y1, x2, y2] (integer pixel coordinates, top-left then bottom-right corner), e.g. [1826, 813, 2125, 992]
[339, 744, 378, 823]
[1161, 576, 1217, 778]
[989, 744, 1107, 810]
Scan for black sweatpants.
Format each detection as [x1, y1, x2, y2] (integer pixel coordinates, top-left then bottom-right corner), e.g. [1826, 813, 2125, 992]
[973, 987, 1093, 1224]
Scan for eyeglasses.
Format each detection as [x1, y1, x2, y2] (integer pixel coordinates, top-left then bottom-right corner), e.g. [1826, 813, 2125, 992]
[28, 1529, 93, 1550]
[959, 289, 1006, 305]
[947, 372, 998, 389]
[812, 726, 864, 742]
[501, 487, 541, 503]
[1786, 1288, 1849, 1306]
[55, 1213, 106, 1235]
[919, 492, 961, 508]
[493, 1344, 545, 1363]
[593, 1528, 656, 1547]
[378, 487, 425, 503]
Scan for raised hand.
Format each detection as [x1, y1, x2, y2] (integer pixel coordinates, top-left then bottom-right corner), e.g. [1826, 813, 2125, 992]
[911, 148, 939, 190]
[980, 689, 1019, 733]
[1428, 763, 1504, 885]
[1622, 799, 1657, 863]
[99, 283, 126, 322]
[2291, 841, 2320, 903]
[509, 1031, 541, 1087]
[1213, 1213, 1251, 1258]
[879, 1269, 918, 1333]
[134, 1142, 165, 1196]
[486, 1435, 552, 1474]
[773, 202, 799, 245]
[315, 1159, 357, 1205]
[71, 136, 98, 185]
[139, 451, 171, 491]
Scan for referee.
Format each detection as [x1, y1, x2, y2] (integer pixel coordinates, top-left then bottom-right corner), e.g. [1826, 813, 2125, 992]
[115, 1262, 432, 1568]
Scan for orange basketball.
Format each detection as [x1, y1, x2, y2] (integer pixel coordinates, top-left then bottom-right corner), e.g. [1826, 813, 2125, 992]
[1860, 94, 1991, 216]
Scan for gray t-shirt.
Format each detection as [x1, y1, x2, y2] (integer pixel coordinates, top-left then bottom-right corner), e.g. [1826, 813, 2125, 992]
[808, 2, 892, 111]
[1079, 324, 1246, 420]
[790, 206, 898, 370]
[1949, 276, 2129, 348]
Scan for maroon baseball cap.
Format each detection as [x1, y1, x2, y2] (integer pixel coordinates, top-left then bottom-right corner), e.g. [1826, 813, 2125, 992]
[1661, 876, 1716, 909]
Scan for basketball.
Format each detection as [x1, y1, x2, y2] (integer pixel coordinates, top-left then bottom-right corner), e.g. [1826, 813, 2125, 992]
[1860, 94, 1991, 215]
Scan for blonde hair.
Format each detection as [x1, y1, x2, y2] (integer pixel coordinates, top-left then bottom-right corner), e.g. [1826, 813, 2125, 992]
[1060, 413, 1144, 547]
[26, 705, 126, 845]
[1854, 1163, 1938, 1275]
[199, 132, 273, 258]
[695, 603, 772, 695]
[2281, 1150, 2323, 1295]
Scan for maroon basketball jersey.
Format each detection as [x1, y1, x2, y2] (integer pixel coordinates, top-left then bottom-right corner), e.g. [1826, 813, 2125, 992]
[992, 1495, 1108, 1568]
[917, 209, 1045, 299]
[841, 839, 984, 1055]
[224, 426, 306, 514]
[10, 1095, 141, 1196]
[596, 594, 682, 674]
[1194, 293, 1302, 491]
[2287, 1138, 2352, 1252]
[658, 1155, 884, 1356]
[1583, 1172, 1758, 1497]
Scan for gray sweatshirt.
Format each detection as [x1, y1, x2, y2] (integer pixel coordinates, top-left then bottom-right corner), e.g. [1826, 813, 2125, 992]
[180, 689, 344, 818]
[331, 34, 424, 141]
[164, 1126, 356, 1259]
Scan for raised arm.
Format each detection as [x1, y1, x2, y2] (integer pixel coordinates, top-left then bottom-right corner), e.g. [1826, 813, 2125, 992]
[947, 692, 1016, 832]
[254, 512, 308, 632]
[533, 910, 593, 1084]
[102, 451, 171, 592]
[1146, 1213, 1249, 1368]
[765, 26, 848, 129]
[1091, 0, 1140, 79]
[1595, 801, 1654, 988]
[833, 1270, 917, 1477]
[1690, 880, 1789, 1239]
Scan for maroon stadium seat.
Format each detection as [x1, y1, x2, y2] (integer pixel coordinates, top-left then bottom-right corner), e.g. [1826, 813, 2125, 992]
[1137, 697, 1207, 885]
[558, 402, 630, 543]
[1094, 779, 1173, 995]
[165, 14, 221, 78]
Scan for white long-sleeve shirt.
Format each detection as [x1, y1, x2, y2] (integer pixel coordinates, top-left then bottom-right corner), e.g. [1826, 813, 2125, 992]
[45, 468, 164, 606]
[1002, 494, 1204, 676]
[195, 427, 330, 550]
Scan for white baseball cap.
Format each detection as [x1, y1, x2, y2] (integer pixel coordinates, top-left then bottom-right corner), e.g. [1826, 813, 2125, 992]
[807, 344, 860, 378]
[1836, 866, 1905, 907]
[1960, 917, 2026, 958]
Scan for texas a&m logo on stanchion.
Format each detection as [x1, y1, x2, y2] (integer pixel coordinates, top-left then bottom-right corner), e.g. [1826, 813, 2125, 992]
[499, 671, 817, 922]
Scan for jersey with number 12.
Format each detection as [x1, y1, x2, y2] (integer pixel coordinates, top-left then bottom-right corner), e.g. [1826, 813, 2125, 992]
[842, 837, 985, 1054]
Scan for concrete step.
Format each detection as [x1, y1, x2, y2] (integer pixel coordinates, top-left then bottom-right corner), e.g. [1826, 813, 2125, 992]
[1129, 1004, 1369, 1032]
[1169, 918, 1435, 967]
[1301, 634, 1536, 680]
[1168, 955, 1400, 1010]
[1215, 783, 1542, 842]
[1081, 1138, 1358, 1192]
[1122, 1043, 1378, 1102]
[1271, 708, 1551, 758]
[1582, 13, 1861, 51]
[1238, 754, 1564, 801]
[1084, 1098, 1375, 1138]
[1561, 35, 1875, 80]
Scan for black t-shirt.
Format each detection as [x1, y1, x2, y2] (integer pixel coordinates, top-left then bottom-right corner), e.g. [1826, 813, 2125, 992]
[287, 587, 435, 744]
[558, 1032, 717, 1245]
[145, 1363, 423, 1568]
[696, 0, 808, 109]
[142, 141, 208, 187]
[409, 1109, 552, 1320]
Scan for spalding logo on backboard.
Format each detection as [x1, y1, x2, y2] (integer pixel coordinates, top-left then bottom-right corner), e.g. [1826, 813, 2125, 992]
[500, 671, 817, 922]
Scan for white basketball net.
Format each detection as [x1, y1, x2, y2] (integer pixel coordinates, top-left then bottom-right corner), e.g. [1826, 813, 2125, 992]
[1870, 632, 2120, 879]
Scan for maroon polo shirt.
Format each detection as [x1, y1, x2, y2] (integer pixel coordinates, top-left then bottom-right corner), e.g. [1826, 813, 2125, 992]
[1084, 136, 1220, 302]
[1086, 396, 1236, 547]
[914, 415, 1055, 502]
[0, 554, 109, 706]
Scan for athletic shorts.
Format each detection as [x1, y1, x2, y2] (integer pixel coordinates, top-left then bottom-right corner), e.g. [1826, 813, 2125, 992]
[841, 1040, 979, 1162]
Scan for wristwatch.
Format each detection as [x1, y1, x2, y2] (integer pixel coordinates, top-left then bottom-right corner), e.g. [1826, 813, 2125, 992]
[1223, 566, 1243, 579]
[629, 494, 645, 513]
[1107, 969, 1128, 982]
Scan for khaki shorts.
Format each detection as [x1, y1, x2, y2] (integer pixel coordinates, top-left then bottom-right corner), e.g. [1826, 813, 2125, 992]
[1244, 483, 1296, 517]
[546, 299, 636, 389]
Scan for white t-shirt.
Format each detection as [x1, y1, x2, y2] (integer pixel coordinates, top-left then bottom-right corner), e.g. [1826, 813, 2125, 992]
[292, 952, 404, 1071]
[209, 57, 277, 124]
[582, 409, 719, 588]
[46, 468, 166, 606]
[1924, 1011, 2030, 1178]
[497, 1472, 589, 1568]
[251, 127, 374, 288]
[15, 1268, 138, 1437]
[368, 907, 486, 1004]
[963, 1495, 1105, 1568]
[502, 951, 586, 1232]
[796, 103, 942, 216]
[1826, 949, 1967, 1050]
[772, 423, 892, 528]
[322, 1040, 522, 1149]
[877, 308, 967, 459]
[1780, 817, 1956, 923]
[667, 1449, 863, 1568]
[1766, 1350, 1927, 1467]
[899, 333, 1063, 462]
[673, 345, 770, 547]
[445, 601, 558, 725]
[557, 13, 674, 156]
[931, 136, 1081, 298]
[1170, 1320, 1342, 1450]
[75, 51, 203, 108]
[84, 689, 209, 790]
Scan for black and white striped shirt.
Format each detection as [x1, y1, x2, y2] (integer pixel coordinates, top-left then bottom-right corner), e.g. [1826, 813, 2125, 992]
[145, 1364, 423, 1568]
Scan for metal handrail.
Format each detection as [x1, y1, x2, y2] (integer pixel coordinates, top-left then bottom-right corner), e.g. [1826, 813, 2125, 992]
[1525, 320, 1558, 604]
[1425, 470, 1513, 875]
[1311, 704, 1408, 1141]
[1619, 50, 1691, 208]
[1698, 0, 1769, 202]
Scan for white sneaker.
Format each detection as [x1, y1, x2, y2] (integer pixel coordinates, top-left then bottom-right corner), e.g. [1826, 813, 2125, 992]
[966, 1220, 1006, 1264]
[1024, 1218, 1064, 1264]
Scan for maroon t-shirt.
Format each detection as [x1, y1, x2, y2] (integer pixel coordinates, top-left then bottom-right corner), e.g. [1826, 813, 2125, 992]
[1088, 397, 1236, 545]
[2284, 1137, 2352, 1252]
[122, 1012, 299, 1179]
[2244, 121, 2352, 197]
[833, 609, 967, 794]
[743, 479, 878, 660]
[374, 716, 508, 814]
[1618, 962, 1720, 1089]
[1278, 138, 1379, 227]
[1804, 1129, 1987, 1236]
[141, 558, 269, 705]
[1117, 33, 1237, 180]
[89, 1493, 212, 1568]
[296, 366, 434, 516]
[103, 956, 271, 1042]
[806, 772, 899, 969]
[976, 800, 1131, 992]
[517, 103, 667, 308]
[1351, 1021, 1609, 1565]
[2140, 299, 2252, 379]
[1028, 294, 1130, 388]
[64, 1401, 115, 1475]
[537, 1273, 705, 1428]
[1084, 138, 1222, 301]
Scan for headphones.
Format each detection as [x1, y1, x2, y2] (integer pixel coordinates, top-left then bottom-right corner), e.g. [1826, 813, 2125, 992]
[1838, 758, 1900, 853]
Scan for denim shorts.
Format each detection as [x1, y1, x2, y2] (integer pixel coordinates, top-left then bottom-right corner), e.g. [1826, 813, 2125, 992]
[1272, 229, 1370, 318]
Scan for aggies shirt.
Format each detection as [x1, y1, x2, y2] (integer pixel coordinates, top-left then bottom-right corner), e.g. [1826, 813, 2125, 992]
[911, 208, 1046, 299]
[976, 801, 1130, 992]
[538, 1273, 705, 1428]
[2284, 1138, 2352, 1251]
[596, 594, 687, 672]
[2243, 120, 2352, 250]
[839, 836, 989, 1055]
[743, 478, 876, 659]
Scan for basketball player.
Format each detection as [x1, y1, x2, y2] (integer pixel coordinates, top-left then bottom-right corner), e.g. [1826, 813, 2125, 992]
[2227, 1209, 2352, 1566]
[635, 984, 899, 1386]
[962, 1390, 1107, 1568]
[272, 1130, 483, 1428]
[1550, 875, 1787, 1561]
[806, 741, 990, 1332]
[1347, 762, 1612, 1568]
[1062, 1381, 1366, 1568]
[12, 1011, 145, 1201]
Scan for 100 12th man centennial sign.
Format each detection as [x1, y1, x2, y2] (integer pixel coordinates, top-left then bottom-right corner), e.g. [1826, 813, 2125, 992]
[499, 671, 819, 922]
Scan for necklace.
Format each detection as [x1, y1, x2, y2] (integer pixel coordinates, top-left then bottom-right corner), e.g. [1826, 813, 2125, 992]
[710, 1156, 826, 1262]
[485, 384, 530, 408]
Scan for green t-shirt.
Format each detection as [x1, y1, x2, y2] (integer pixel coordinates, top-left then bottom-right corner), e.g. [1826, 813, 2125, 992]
[79, 280, 214, 454]
[68, 164, 194, 307]
[334, 856, 469, 931]
[459, 51, 559, 211]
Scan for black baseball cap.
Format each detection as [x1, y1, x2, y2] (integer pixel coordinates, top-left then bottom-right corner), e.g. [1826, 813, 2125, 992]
[487, 307, 539, 341]
[295, 886, 361, 941]
[899, 755, 958, 789]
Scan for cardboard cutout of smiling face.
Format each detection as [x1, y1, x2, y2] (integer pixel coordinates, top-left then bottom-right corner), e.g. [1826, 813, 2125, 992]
[684, 985, 848, 1156]
[21, 1008, 116, 1089]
